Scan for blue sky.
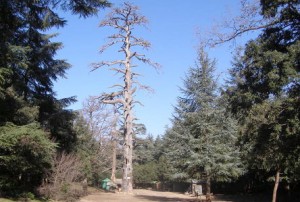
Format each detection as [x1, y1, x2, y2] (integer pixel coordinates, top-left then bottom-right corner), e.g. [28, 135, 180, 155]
[53, 0, 253, 136]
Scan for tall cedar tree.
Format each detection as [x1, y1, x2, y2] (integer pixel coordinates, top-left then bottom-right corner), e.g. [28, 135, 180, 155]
[226, 1, 300, 201]
[165, 49, 243, 197]
[93, 2, 159, 192]
[0, 0, 110, 195]
[0, 0, 110, 150]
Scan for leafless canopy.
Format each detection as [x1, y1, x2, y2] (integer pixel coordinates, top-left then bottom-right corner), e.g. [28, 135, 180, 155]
[92, 2, 160, 73]
[91, 2, 159, 192]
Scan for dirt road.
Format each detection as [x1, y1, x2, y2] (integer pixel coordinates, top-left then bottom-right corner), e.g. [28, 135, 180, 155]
[79, 189, 203, 202]
[79, 188, 272, 202]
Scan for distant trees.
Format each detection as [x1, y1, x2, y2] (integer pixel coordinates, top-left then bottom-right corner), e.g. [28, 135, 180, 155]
[164, 48, 243, 197]
[93, 2, 159, 192]
[133, 135, 171, 185]
[75, 96, 119, 185]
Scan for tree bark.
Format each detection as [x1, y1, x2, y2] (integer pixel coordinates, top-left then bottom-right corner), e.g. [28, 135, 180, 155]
[122, 25, 134, 193]
[206, 174, 211, 202]
[96, 3, 157, 193]
[111, 136, 117, 183]
[272, 170, 280, 202]
[111, 109, 118, 183]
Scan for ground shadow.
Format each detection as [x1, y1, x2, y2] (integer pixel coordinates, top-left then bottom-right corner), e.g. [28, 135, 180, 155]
[213, 194, 271, 202]
[135, 194, 199, 202]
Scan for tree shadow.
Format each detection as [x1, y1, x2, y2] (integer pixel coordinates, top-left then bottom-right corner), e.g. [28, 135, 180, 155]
[213, 194, 271, 202]
[135, 194, 199, 202]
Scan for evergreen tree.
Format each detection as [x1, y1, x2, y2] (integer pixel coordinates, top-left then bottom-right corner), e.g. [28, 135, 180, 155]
[226, 1, 300, 201]
[0, 0, 110, 195]
[0, 123, 56, 196]
[0, 0, 110, 151]
[134, 134, 155, 165]
[165, 48, 243, 197]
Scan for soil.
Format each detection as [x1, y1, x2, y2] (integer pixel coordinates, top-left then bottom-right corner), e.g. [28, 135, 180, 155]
[79, 189, 204, 202]
[78, 189, 270, 202]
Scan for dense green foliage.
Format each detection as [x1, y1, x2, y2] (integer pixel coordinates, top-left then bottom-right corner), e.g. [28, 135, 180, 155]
[133, 135, 171, 184]
[0, 123, 56, 195]
[164, 49, 243, 193]
[225, 0, 300, 200]
[0, 0, 109, 151]
[73, 112, 114, 186]
[0, 0, 110, 196]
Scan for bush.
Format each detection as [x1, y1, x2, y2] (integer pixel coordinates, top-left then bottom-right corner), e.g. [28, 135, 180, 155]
[0, 123, 56, 196]
[38, 152, 84, 201]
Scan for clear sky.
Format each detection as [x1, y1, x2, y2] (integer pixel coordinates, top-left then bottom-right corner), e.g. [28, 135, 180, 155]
[53, 0, 253, 136]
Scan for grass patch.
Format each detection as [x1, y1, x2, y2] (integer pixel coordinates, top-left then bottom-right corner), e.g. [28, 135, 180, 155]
[0, 199, 15, 202]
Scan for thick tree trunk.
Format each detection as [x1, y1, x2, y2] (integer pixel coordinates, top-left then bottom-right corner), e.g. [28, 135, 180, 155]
[272, 170, 280, 202]
[206, 174, 211, 202]
[97, 3, 155, 193]
[122, 103, 133, 192]
[122, 27, 133, 192]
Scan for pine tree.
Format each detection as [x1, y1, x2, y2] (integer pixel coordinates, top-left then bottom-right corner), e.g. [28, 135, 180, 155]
[0, 0, 110, 149]
[226, 1, 300, 201]
[0, 0, 110, 195]
[0, 123, 56, 195]
[165, 48, 243, 197]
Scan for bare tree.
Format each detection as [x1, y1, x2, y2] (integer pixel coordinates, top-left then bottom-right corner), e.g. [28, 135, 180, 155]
[200, 0, 277, 47]
[92, 2, 159, 192]
[82, 96, 114, 143]
[80, 97, 118, 186]
[38, 152, 82, 201]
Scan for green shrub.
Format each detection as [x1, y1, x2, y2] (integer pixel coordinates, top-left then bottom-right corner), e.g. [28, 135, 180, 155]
[0, 123, 56, 196]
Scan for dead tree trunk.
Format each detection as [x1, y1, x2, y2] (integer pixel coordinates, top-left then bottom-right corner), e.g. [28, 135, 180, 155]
[111, 137, 117, 183]
[93, 2, 160, 193]
[111, 108, 118, 183]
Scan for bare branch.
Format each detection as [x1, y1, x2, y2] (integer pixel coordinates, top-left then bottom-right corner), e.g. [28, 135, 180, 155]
[100, 38, 124, 53]
[132, 100, 144, 107]
[201, 0, 278, 47]
[110, 84, 124, 89]
[110, 67, 126, 74]
[132, 72, 142, 77]
[93, 2, 160, 192]
[131, 36, 151, 49]
[102, 98, 125, 105]
[100, 91, 123, 99]
[91, 60, 125, 71]
[134, 54, 161, 70]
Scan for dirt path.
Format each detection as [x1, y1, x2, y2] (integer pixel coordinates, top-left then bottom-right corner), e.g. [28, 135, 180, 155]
[79, 189, 203, 202]
[79, 189, 272, 202]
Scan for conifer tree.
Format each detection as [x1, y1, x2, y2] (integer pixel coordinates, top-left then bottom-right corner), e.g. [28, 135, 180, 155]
[226, 1, 300, 201]
[0, 0, 110, 148]
[165, 48, 243, 198]
[0, 0, 110, 195]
